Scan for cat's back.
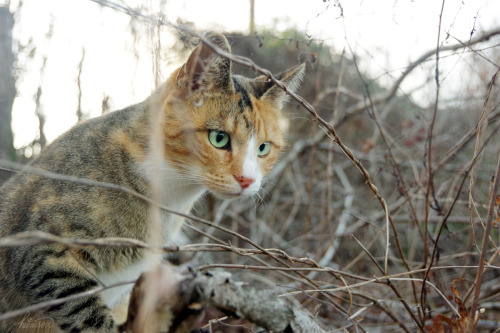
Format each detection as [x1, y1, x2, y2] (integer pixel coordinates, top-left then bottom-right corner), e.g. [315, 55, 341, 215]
[0, 101, 151, 238]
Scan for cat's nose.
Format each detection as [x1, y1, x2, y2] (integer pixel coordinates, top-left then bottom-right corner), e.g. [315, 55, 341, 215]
[234, 176, 255, 189]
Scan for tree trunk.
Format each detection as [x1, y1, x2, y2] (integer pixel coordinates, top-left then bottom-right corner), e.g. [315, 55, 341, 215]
[249, 0, 255, 34]
[0, 5, 16, 185]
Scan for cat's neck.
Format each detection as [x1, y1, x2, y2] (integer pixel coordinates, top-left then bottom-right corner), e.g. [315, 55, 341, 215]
[156, 162, 206, 212]
[138, 153, 206, 243]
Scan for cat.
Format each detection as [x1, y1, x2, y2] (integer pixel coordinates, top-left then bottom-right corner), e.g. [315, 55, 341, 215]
[0, 33, 304, 332]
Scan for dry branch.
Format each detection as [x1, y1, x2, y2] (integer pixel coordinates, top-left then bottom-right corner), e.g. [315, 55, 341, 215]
[124, 266, 327, 333]
[336, 27, 500, 125]
[469, 152, 500, 325]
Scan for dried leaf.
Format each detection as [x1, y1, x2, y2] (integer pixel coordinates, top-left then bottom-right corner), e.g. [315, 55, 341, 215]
[428, 314, 453, 333]
[427, 279, 478, 333]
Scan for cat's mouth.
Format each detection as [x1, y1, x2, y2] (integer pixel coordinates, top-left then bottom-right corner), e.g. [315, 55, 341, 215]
[204, 176, 261, 200]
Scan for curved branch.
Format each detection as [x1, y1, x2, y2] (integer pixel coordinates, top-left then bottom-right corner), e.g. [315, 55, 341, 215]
[338, 27, 500, 125]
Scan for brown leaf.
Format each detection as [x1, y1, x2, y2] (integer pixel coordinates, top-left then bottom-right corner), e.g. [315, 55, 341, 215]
[428, 314, 453, 333]
[427, 279, 479, 333]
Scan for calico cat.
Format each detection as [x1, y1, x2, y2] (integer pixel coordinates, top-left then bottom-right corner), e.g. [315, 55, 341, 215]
[0, 33, 304, 332]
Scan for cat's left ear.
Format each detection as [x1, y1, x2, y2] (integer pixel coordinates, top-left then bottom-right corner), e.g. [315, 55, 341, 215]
[254, 64, 306, 109]
[176, 33, 234, 94]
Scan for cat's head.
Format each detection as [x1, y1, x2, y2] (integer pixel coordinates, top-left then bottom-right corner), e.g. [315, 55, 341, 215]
[163, 33, 305, 199]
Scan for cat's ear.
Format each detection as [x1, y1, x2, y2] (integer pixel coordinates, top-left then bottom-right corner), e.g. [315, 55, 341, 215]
[176, 33, 234, 94]
[253, 64, 305, 109]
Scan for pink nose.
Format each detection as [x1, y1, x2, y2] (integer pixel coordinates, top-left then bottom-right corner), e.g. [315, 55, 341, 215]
[235, 176, 255, 189]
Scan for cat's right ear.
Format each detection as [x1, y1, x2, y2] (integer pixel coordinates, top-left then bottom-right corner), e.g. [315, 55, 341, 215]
[176, 33, 234, 95]
[252, 64, 305, 109]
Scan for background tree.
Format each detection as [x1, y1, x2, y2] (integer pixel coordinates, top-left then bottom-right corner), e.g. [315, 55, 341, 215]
[0, 4, 15, 185]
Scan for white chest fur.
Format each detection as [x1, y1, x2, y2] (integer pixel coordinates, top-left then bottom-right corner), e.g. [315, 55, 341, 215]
[97, 157, 206, 310]
[138, 153, 206, 242]
[97, 255, 159, 309]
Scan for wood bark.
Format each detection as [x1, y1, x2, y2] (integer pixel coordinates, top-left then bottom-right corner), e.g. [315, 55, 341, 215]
[124, 266, 327, 333]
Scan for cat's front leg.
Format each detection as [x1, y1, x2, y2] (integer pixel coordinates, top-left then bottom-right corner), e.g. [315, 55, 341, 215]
[11, 245, 117, 333]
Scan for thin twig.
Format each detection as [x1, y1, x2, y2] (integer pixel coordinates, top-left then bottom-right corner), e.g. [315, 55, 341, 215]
[421, 1, 446, 324]
[470, 152, 500, 322]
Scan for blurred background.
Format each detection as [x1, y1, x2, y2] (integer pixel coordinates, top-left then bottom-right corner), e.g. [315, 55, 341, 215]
[1, 0, 500, 331]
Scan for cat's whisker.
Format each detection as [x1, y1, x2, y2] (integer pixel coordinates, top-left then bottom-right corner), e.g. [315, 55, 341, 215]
[287, 116, 312, 122]
[255, 191, 267, 206]
[262, 178, 276, 187]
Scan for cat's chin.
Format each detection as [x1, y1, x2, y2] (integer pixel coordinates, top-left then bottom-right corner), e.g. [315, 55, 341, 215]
[210, 189, 257, 200]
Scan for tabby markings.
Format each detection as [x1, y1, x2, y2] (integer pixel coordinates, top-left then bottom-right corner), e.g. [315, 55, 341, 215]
[232, 77, 252, 111]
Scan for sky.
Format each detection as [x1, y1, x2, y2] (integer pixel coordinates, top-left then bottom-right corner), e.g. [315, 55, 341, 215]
[4, 0, 500, 151]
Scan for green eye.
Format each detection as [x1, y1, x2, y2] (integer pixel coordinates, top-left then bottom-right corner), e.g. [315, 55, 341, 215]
[258, 142, 271, 157]
[209, 130, 230, 149]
